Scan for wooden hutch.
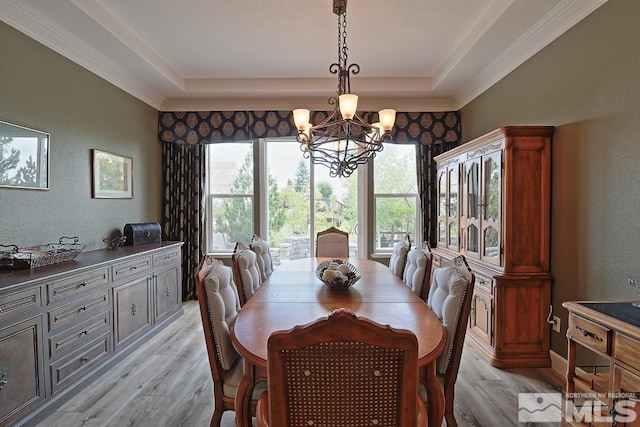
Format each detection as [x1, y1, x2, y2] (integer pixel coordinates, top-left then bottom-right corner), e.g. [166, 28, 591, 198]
[432, 126, 553, 368]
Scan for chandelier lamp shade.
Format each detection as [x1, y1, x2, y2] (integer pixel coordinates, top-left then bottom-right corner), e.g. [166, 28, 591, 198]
[292, 0, 396, 178]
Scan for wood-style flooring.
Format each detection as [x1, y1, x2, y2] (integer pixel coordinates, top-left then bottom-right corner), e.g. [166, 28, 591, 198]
[36, 301, 566, 427]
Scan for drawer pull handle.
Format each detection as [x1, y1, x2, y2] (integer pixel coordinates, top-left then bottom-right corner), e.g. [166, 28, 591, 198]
[575, 325, 603, 342]
[130, 266, 137, 270]
[79, 282, 87, 287]
[79, 306, 87, 312]
[80, 357, 89, 363]
[0, 371, 8, 391]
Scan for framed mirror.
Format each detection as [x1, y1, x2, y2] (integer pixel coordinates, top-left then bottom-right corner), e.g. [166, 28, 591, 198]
[0, 120, 49, 190]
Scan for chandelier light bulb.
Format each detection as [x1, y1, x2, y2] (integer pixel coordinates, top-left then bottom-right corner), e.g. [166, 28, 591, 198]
[339, 94, 358, 120]
[378, 109, 396, 132]
[293, 109, 310, 131]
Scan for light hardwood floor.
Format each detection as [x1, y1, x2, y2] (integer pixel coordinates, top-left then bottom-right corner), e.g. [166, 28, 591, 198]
[36, 301, 566, 427]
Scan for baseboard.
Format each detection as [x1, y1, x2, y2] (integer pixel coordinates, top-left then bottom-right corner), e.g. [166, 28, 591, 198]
[550, 349, 567, 379]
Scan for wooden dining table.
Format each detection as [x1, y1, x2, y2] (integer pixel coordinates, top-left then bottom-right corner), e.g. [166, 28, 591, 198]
[230, 257, 446, 427]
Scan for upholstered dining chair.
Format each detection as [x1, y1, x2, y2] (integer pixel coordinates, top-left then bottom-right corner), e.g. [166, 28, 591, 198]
[402, 246, 433, 302]
[231, 242, 262, 306]
[421, 255, 475, 427]
[315, 226, 349, 258]
[195, 255, 266, 427]
[389, 234, 412, 279]
[249, 234, 274, 282]
[255, 308, 427, 427]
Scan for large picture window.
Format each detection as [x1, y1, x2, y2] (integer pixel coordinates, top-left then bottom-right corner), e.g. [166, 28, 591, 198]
[205, 139, 418, 261]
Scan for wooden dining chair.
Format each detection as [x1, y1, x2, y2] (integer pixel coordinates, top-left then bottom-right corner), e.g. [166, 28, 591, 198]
[389, 234, 411, 279]
[315, 226, 349, 258]
[249, 234, 274, 282]
[255, 308, 427, 427]
[402, 246, 433, 302]
[231, 242, 262, 306]
[421, 255, 475, 427]
[195, 255, 266, 426]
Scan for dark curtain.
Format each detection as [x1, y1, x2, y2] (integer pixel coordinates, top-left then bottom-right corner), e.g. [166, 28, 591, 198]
[161, 140, 205, 300]
[159, 110, 460, 300]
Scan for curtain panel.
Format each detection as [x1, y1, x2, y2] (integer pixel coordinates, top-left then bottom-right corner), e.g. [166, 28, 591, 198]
[159, 110, 460, 300]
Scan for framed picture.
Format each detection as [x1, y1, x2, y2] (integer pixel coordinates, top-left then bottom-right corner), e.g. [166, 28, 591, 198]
[92, 149, 133, 199]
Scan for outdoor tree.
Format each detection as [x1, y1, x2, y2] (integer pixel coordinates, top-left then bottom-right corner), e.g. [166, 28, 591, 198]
[13, 155, 38, 186]
[0, 136, 20, 184]
[293, 161, 309, 194]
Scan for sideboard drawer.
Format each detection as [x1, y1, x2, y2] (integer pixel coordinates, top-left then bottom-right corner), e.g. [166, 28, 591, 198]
[0, 286, 42, 322]
[47, 268, 109, 304]
[614, 333, 640, 369]
[48, 290, 109, 332]
[153, 248, 179, 269]
[474, 272, 494, 295]
[48, 310, 111, 359]
[569, 314, 611, 355]
[111, 256, 151, 283]
[49, 334, 110, 395]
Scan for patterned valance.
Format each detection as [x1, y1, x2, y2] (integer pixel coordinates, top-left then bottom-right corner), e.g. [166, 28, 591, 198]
[158, 110, 460, 145]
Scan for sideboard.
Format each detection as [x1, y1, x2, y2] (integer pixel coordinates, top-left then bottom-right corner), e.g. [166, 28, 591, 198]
[0, 242, 183, 426]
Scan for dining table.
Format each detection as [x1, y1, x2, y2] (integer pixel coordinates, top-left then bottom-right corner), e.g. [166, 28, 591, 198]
[230, 257, 446, 427]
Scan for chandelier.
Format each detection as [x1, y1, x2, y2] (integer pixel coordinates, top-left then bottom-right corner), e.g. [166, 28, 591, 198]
[293, 0, 396, 178]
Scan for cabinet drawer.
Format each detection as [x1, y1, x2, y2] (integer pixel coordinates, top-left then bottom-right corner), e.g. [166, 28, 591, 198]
[0, 286, 42, 323]
[47, 268, 109, 304]
[49, 334, 110, 395]
[48, 290, 109, 332]
[615, 333, 640, 370]
[569, 314, 610, 355]
[474, 273, 494, 295]
[153, 248, 179, 269]
[49, 310, 111, 359]
[111, 256, 151, 283]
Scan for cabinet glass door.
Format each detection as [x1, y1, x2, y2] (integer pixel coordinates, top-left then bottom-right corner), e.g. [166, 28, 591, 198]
[464, 160, 480, 256]
[437, 169, 447, 245]
[447, 167, 459, 249]
[482, 152, 501, 264]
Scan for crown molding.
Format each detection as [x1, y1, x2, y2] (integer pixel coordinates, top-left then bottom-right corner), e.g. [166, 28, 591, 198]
[0, 0, 165, 109]
[454, 0, 608, 108]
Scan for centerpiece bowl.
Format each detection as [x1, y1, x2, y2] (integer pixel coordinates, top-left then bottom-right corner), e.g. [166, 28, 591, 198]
[315, 259, 361, 291]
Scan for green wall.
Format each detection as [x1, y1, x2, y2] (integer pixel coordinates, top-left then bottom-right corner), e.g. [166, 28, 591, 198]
[461, 0, 640, 357]
[0, 22, 161, 251]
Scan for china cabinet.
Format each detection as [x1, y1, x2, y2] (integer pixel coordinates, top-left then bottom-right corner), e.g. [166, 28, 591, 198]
[433, 126, 553, 368]
[0, 242, 182, 426]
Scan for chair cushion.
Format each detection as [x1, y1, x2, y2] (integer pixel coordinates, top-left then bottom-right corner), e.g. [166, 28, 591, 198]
[203, 261, 242, 371]
[316, 233, 349, 258]
[223, 356, 267, 399]
[236, 249, 262, 301]
[389, 241, 410, 279]
[427, 266, 469, 375]
[250, 237, 274, 281]
[403, 248, 431, 297]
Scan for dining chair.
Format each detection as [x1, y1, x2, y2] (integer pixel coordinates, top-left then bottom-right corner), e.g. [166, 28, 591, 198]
[249, 234, 274, 282]
[231, 242, 262, 306]
[402, 246, 433, 302]
[315, 226, 349, 258]
[195, 255, 266, 427]
[421, 254, 475, 427]
[389, 234, 411, 279]
[255, 308, 427, 427]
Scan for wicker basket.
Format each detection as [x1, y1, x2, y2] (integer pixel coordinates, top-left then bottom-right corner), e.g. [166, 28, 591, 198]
[0, 237, 85, 269]
[315, 259, 361, 290]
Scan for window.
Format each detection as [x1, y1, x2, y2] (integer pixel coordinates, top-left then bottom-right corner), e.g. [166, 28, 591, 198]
[373, 143, 419, 251]
[205, 142, 254, 252]
[205, 139, 418, 260]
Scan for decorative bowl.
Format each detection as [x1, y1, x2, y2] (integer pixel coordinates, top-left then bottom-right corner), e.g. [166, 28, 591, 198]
[315, 259, 361, 290]
[103, 236, 127, 250]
